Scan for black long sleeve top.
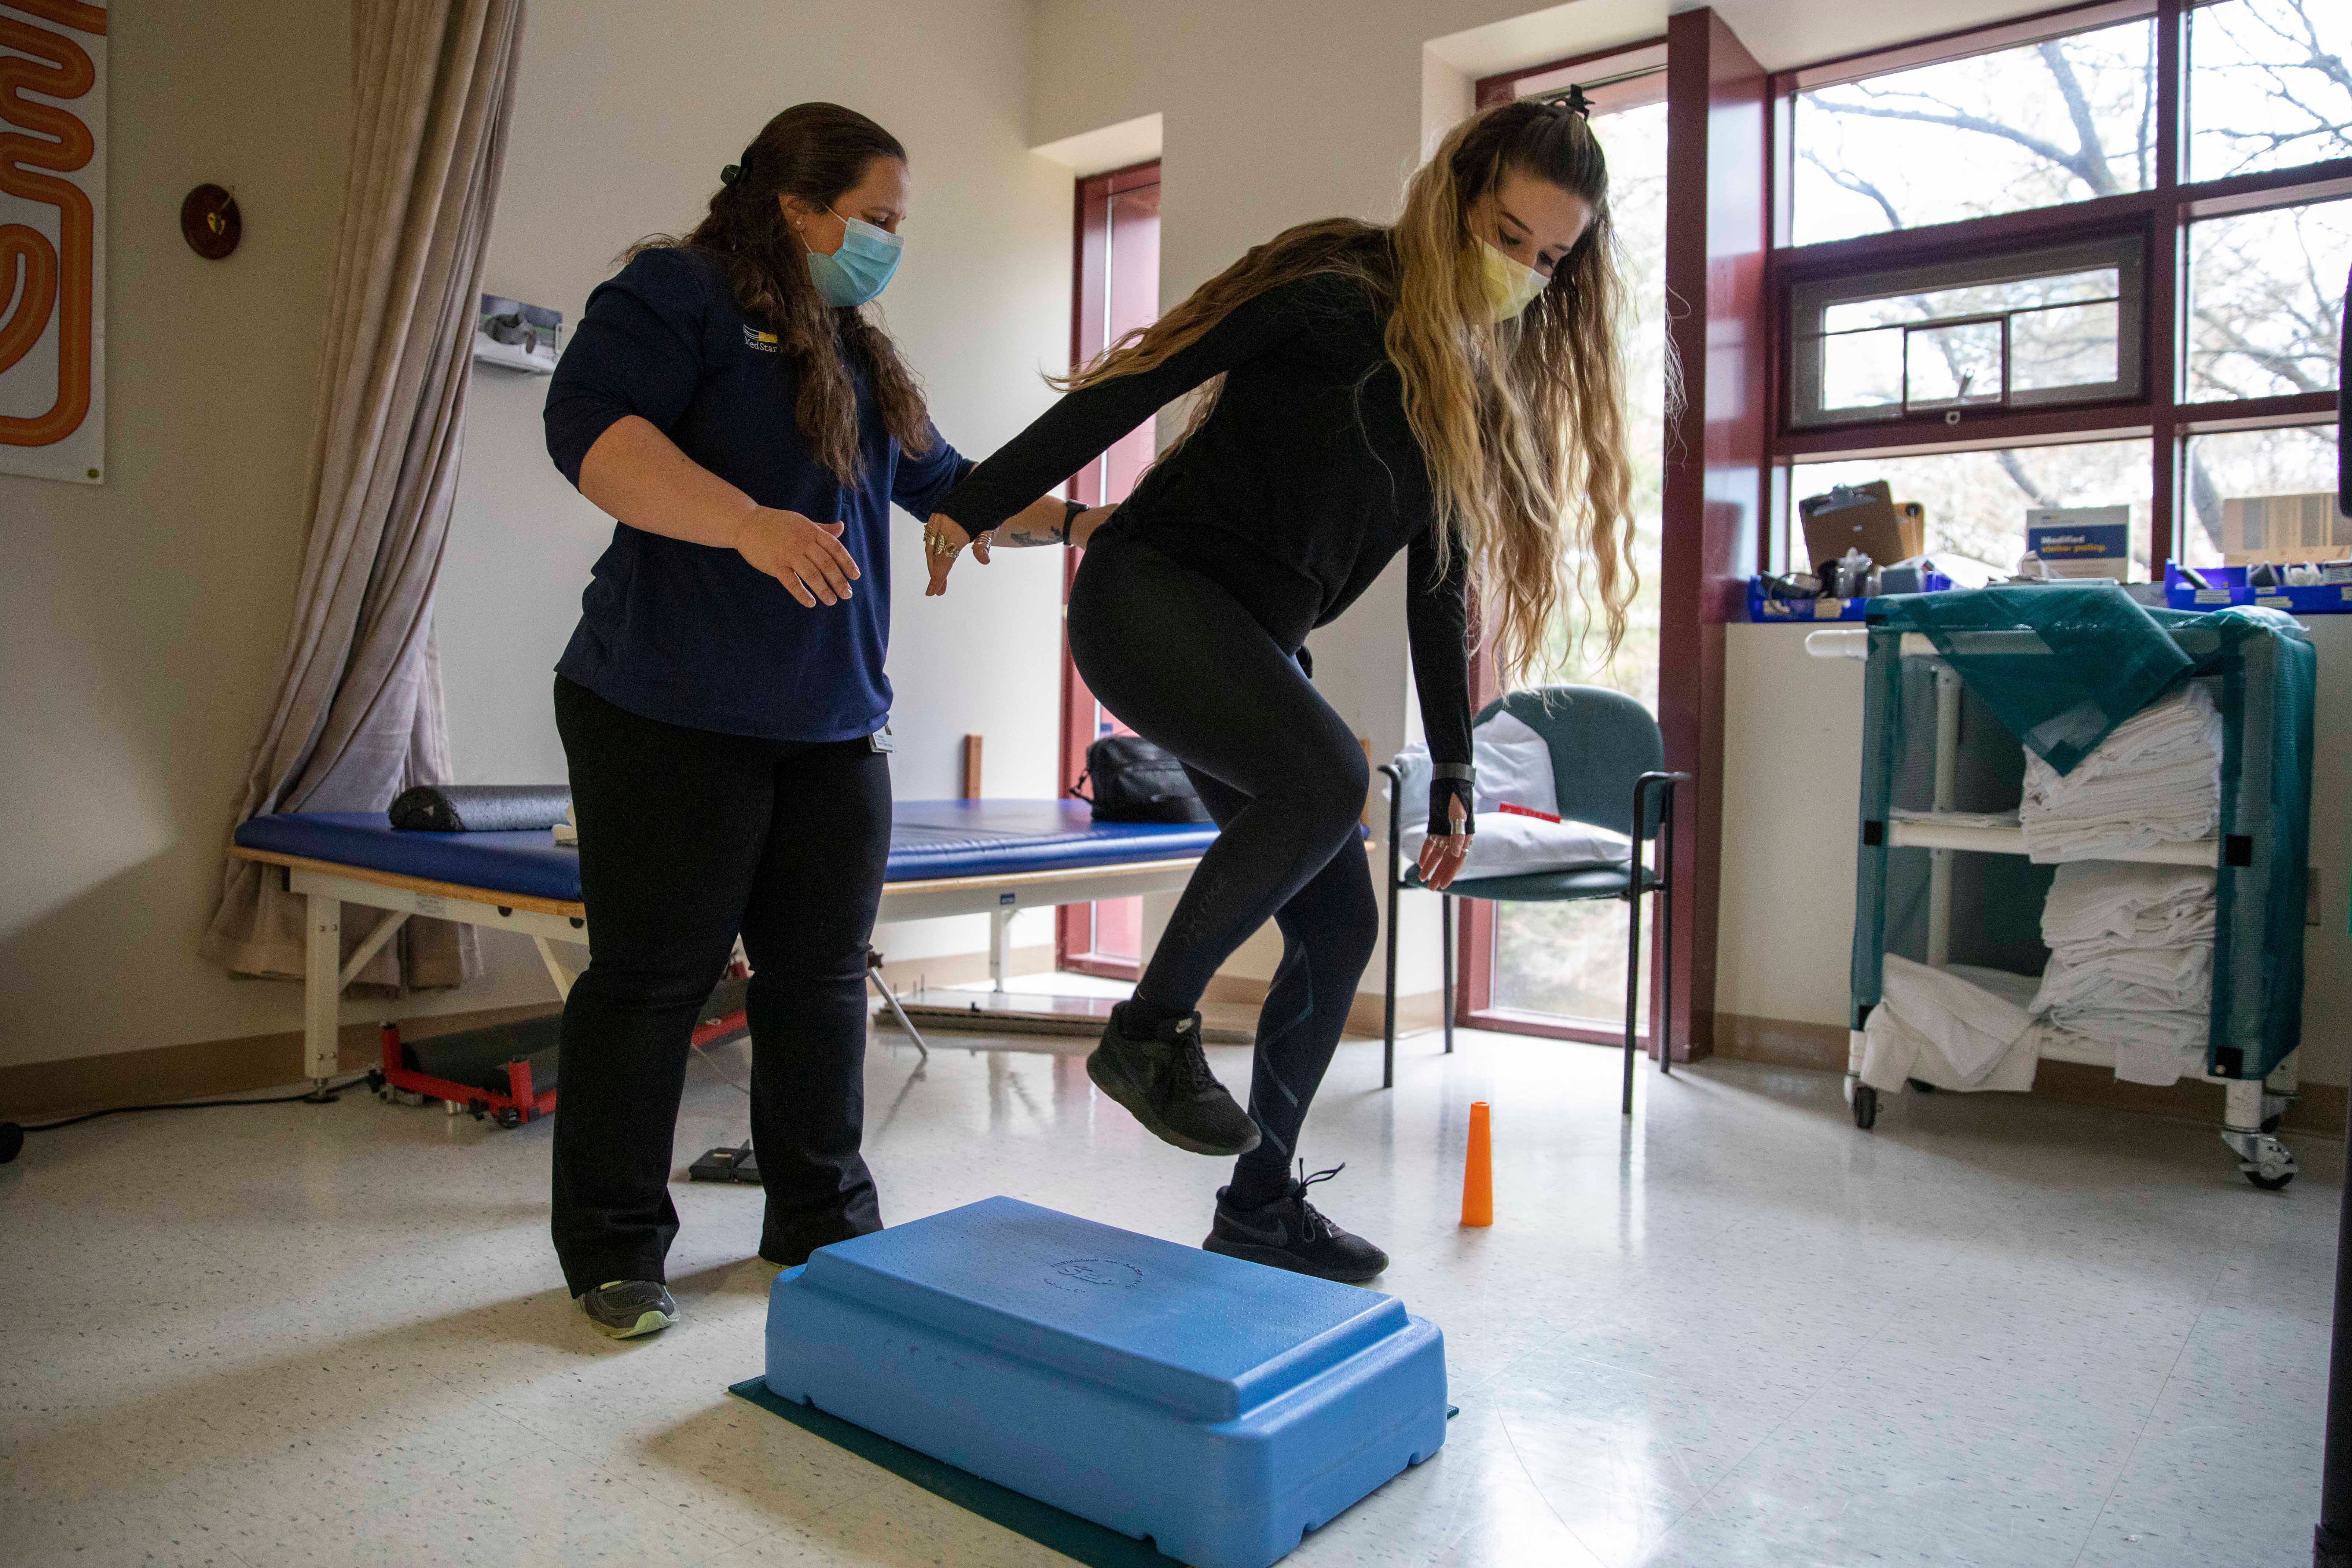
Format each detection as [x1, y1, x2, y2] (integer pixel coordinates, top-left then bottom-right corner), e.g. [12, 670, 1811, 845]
[935, 259, 1474, 837]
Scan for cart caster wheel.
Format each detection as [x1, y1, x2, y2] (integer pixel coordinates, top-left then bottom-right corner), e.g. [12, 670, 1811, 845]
[2226, 1129, 2298, 1191]
[467, 1098, 489, 1122]
[1853, 1085, 1878, 1130]
[493, 1107, 521, 1130]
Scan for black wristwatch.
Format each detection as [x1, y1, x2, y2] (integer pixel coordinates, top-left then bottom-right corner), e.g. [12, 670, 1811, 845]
[1061, 497, 1089, 544]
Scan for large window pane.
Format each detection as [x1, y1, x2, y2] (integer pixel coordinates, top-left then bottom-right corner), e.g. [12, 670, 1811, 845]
[1792, 440, 2154, 579]
[2188, 0, 2352, 183]
[1791, 19, 2154, 246]
[2186, 197, 2351, 401]
[1492, 95, 1667, 1026]
[2182, 424, 2344, 566]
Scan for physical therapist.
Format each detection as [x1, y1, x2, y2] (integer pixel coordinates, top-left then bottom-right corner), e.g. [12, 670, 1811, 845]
[541, 102, 1096, 1339]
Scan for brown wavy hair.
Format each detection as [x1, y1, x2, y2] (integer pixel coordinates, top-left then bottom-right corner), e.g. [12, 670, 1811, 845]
[1059, 98, 1640, 684]
[638, 102, 932, 484]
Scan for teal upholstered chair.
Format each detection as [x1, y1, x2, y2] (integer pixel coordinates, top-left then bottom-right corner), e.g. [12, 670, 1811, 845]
[1378, 685, 1689, 1113]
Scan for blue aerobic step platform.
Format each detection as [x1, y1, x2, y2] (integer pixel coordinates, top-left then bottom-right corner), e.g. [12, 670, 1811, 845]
[764, 1197, 1449, 1568]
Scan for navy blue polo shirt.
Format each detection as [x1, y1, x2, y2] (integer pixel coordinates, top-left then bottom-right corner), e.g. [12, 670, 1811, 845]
[543, 246, 970, 741]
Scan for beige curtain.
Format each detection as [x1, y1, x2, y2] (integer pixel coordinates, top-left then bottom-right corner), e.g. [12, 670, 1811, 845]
[202, 0, 525, 986]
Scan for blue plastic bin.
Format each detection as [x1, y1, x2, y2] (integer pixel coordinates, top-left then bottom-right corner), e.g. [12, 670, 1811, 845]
[2165, 562, 2352, 614]
[1745, 572, 1951, 622]
[764, 1197, 1448, 1568]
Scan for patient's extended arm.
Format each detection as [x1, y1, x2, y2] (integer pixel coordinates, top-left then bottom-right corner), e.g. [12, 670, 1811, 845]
[953, 500, 1116, 567]
[990, 501, 1117, 550]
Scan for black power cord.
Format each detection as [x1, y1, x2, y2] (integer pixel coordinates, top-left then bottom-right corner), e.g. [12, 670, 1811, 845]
[0, 1071, 380, 1164]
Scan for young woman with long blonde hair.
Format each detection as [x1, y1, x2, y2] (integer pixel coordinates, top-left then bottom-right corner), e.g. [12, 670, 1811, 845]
[927, 93, 1636, 1280]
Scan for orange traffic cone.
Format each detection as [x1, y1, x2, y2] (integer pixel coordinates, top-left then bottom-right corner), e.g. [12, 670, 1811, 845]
[1461, 1101, 1493, 1227]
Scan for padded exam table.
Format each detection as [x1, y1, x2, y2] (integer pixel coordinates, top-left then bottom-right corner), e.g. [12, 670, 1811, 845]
[230, 801, 1218, 1086]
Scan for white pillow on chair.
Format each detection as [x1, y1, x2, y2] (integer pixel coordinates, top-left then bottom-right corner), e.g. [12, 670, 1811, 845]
[1390, 710, 1559, 822]
[1399, 811, 1630, 881]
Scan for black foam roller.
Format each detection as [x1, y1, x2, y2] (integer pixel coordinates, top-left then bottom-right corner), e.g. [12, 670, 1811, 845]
[389, 784, 572, 833]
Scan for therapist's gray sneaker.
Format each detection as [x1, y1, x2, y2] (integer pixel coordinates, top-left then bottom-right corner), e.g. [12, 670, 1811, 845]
[581, 1280, 678, 1339]
[1087, 1003, 1261, 1157]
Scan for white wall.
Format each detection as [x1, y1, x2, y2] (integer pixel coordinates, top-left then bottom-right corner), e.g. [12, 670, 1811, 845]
[0, 0, 352, 1071]
[1717, 621, 2352, 1087]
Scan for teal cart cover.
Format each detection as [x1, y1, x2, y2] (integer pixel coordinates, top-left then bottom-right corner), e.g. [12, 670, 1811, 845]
[1850, 591, 2313, 1081]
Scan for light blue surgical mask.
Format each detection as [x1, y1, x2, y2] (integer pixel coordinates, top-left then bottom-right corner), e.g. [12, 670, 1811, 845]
[806, 207, 903, 308]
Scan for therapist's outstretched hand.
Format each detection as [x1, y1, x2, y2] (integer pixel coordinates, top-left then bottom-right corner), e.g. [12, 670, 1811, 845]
[737, 507, 860, 607]
[922, 514, 980, 597]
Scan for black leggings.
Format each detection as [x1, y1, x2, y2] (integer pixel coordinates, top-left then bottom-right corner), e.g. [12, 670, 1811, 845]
[1068, 534, 1379, 1186]
[550, 677, 888, 1295]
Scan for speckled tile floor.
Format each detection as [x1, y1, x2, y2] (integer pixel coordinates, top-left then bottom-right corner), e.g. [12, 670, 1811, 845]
[2, 1001, 2337, 1568]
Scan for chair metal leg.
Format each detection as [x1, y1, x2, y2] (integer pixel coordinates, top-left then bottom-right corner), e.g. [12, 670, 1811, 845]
[1626, 770, 1693, 1109]
[1380, 762, 1402, 1091]
[1622, 876, 1642, 1116]
[1441, 894, 1455, 1055]
[1659, 785, 1677, 1078]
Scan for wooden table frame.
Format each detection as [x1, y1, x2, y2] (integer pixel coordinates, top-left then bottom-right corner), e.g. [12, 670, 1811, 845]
[228, 846, 1205, 1085]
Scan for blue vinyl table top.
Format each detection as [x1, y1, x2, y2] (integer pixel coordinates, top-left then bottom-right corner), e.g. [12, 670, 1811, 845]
[232, 800, 1218, 906]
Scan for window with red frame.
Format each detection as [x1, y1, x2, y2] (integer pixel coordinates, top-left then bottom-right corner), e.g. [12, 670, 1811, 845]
[1771, 0, 2347, 579]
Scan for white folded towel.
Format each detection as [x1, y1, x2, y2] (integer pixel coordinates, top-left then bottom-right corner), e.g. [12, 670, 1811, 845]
[2040, 861, 2216, 952]
[2019, 684, 2220, 863]
[2029, 861, 2215, 1087]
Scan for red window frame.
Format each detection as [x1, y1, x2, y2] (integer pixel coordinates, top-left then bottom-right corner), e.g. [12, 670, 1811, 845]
[1057, 159, 1163, 979]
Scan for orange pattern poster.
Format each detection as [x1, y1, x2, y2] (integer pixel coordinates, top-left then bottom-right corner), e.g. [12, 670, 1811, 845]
[1, 0, 105, 484]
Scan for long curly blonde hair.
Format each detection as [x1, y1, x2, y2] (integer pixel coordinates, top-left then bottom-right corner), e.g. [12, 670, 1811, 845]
[1060, 99, 1639, 684]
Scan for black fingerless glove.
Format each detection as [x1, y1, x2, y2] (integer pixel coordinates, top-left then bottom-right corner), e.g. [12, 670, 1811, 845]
[1427, 766, 1475, 840]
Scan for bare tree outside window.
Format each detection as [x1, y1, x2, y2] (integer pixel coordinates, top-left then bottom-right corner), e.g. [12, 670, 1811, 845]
[1792, 20, 2155, 247]
[2187, 198, 2351, 403]
[2188, 0, 2352, 180]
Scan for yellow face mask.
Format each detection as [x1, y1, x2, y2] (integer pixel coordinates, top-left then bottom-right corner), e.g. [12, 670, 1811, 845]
[1479, 239, 1548, 322]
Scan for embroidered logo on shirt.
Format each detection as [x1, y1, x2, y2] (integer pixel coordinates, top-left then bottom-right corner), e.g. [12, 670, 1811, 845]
[742, 325, 778, 353]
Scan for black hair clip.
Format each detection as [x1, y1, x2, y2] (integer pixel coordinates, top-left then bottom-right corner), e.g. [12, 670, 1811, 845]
[1560, 84, 1593, 117]
[719, 163, 743, 186]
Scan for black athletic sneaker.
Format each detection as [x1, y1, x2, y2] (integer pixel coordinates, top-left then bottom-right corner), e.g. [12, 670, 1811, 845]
[580, 1279, 679, 1339]
[1203, 1164, 1388, 1283]
[1086, 1003, 1261, 1157]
